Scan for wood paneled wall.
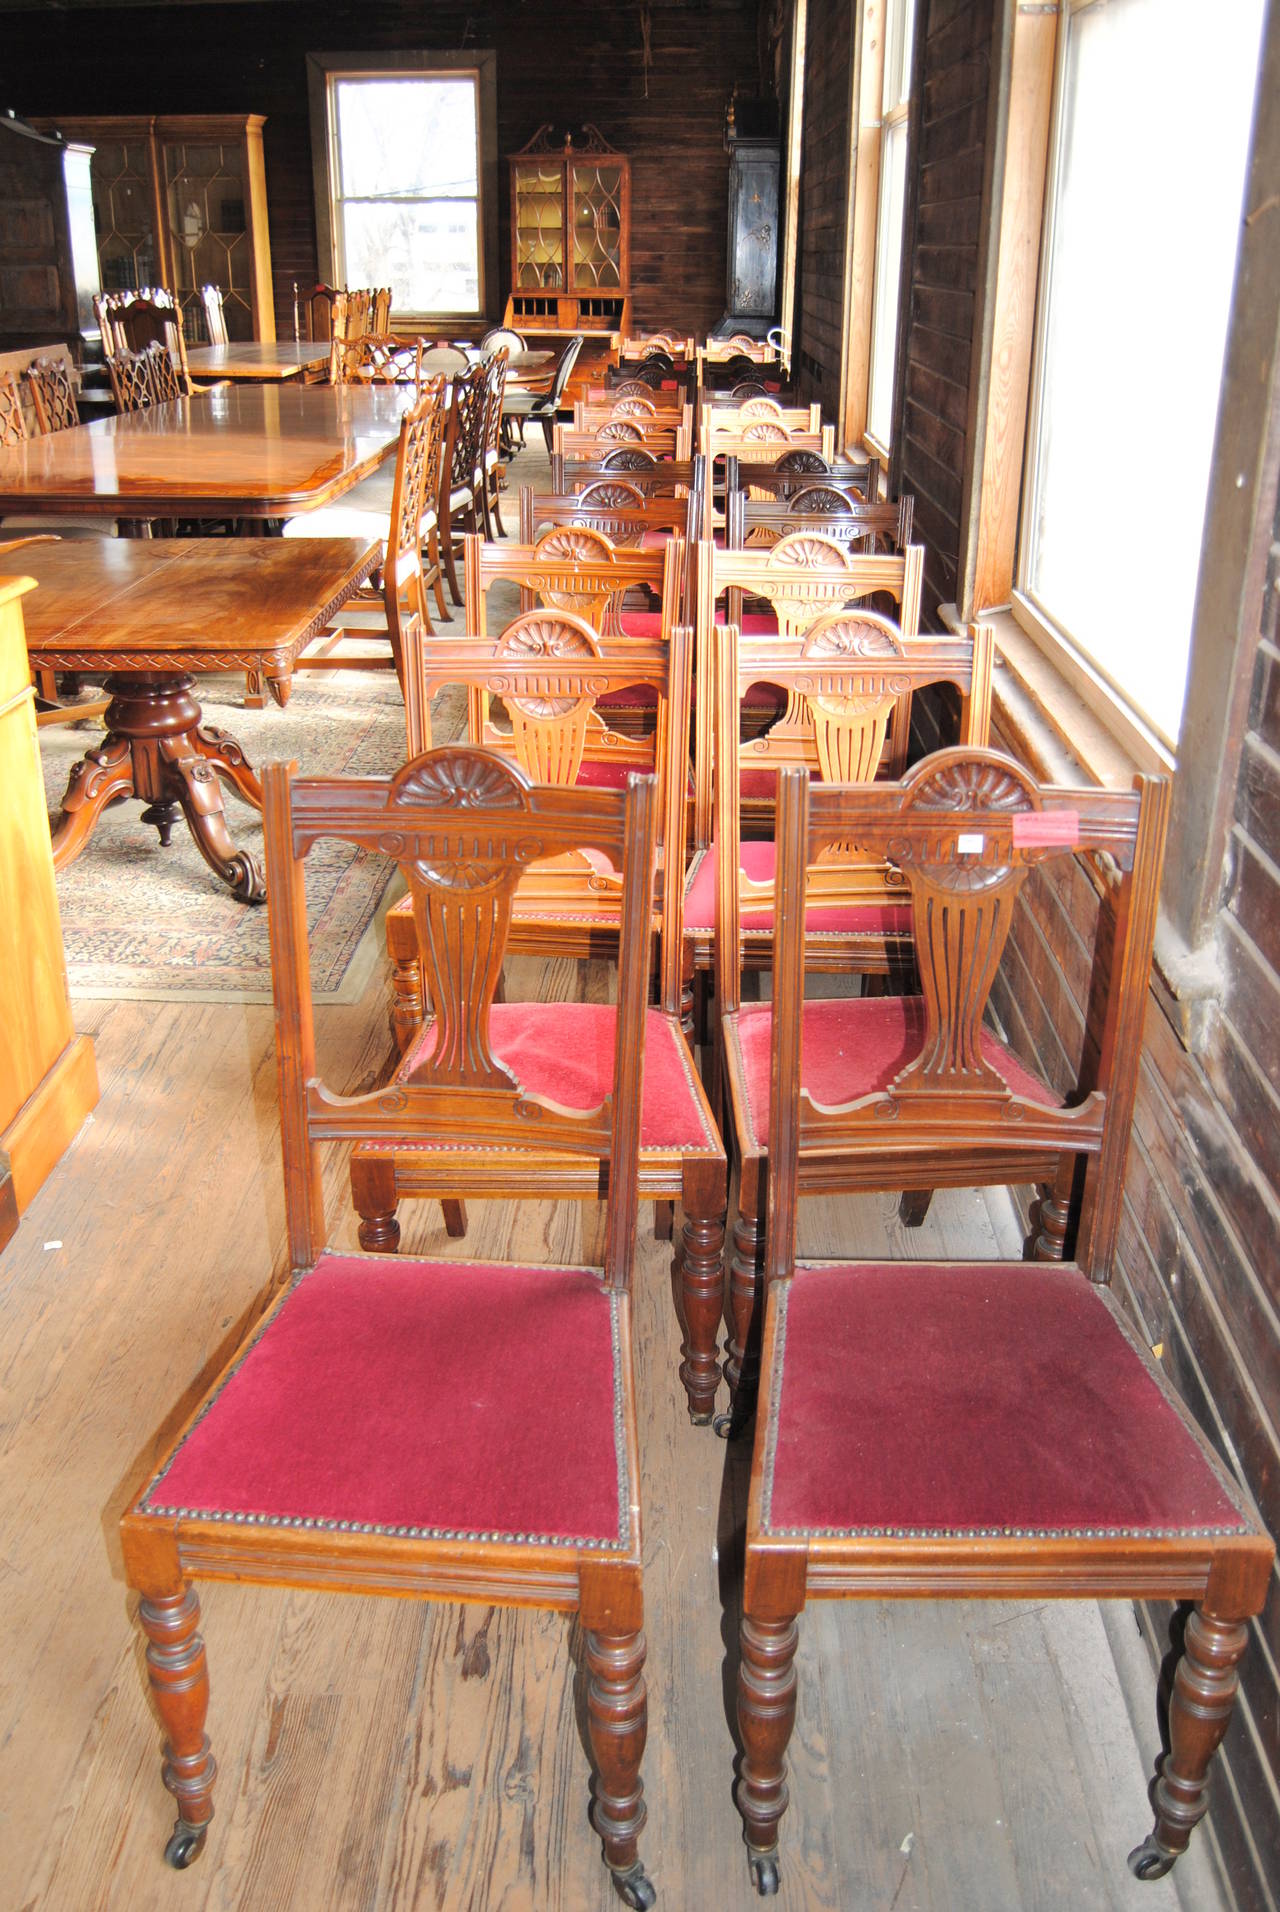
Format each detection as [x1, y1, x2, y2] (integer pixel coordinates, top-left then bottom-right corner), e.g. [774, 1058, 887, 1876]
[4, 0, 761, 340]
[891, 0, 991, 629]
[792, 0, 851, 415]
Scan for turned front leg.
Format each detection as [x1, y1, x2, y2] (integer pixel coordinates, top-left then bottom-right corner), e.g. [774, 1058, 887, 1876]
[138, 1587, 216, 1867]
[722, 1166, 765, 1427]
[736, 1612, 800, 1894]
[1130, 1607, 1250, 1879]
[585, 1627, 654, 1908]
[678, 1190, 726, 1425]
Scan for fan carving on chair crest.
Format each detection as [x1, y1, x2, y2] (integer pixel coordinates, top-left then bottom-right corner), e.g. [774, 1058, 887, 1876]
[495, 614, 604, 719]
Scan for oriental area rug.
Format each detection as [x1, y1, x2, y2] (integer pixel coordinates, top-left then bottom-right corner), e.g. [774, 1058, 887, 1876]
[41, 673, 464, 1004]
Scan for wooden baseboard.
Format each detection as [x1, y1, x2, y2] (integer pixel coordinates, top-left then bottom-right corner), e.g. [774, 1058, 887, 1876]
[0, 1149, 17, 1252]
[1, 1035, 99, 1213]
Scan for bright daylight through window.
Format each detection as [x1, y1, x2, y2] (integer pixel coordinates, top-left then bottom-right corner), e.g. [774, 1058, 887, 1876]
[1019, 0, 1264, 748]
[330, 74, 481, 315]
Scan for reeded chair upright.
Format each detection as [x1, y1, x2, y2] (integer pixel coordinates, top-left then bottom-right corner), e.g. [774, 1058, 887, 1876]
[730, 757, 1274, 1896]
[117, 744, 663, 1909]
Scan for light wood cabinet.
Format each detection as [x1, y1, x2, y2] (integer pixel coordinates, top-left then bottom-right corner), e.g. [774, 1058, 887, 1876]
[504, 125, 631, 398]
[31, 114, 274, 343]
[0, 574, 97, 1224]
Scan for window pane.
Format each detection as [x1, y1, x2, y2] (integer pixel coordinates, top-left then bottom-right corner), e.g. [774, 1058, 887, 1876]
[867, 118, 907, 446]
[1024, 0, 1263, 744]
[333, 78, 478, 199]
[342, 200, 479, 313]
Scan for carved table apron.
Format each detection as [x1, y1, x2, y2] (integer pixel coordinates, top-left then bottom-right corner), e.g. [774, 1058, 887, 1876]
[0, 536, 380, 902]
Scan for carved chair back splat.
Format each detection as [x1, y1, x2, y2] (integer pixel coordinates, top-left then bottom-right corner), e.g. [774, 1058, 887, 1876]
[117, 747, 662, 1904]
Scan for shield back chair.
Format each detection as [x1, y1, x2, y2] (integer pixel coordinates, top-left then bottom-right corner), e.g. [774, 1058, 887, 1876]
[731, 757, 1274, 1896]
[356, 619, 729, 1428]
[285, 379, 447, 682]
[502, 332, 583, 456]
[479, 346, 510, 538]
[437, 360, 489, 605]
[729, 484, 914, 556]
[117, 746, 662, 1909]
[199, 284, 229, 345]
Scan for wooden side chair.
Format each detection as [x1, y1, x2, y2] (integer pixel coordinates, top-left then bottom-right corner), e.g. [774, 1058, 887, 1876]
[285, 378, 448, 675]
[0, 369, 28, 445]
[729, 449, 882, 504]
[115, 293, 193, 394]
[106, 340, 182, 413]
[117, 746, 662, 1908]
[729, 484, 914, 555]
[25, 355, 80, 433]
[354, 619, 728, 1428]
[730, 757, 1273, 1896]
[479, 345, 509, 538]
[2, 370, 115, 550]
[330, 333, 424, 388]
[551, 452, 700, 498]
[501, 332, 584, 455]
[199, 284, 229, 345]
[437, 361, 489, 604]
[557, 415, 693, 464]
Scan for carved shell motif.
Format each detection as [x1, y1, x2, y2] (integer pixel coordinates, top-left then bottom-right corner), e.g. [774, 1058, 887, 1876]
[577, 482, 647, 512]
[776, 449, 829, 474]
[911, 758, 1035, 815]
[770, 533, 851, 572]
[743, 420, 788, 442]
[392, 749, 528, 812]
[601, 447, 658, 470]
[536, 525, 616, 566]
[496, 614, 599, 718]
[788, 485, 858, 515]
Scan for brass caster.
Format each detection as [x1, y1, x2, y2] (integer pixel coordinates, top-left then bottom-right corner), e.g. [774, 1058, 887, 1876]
[1128, 1836, 1177, 1881]
[611, 1860, 656, 1907]
[163, 1821, 207, 1869]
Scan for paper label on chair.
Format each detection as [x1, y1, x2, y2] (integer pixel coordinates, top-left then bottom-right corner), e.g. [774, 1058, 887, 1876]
[1011, 810, 1080, 847]
[956, 833, 984, 855]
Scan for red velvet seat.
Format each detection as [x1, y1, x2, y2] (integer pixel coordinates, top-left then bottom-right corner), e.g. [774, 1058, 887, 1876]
[376, 1002, 719, 1156]
[684, 840, 912, 936]
[147, 1251, 630, 1546]
[731, 994, 1059, 1147]
[764, 1262, 1245, 1537]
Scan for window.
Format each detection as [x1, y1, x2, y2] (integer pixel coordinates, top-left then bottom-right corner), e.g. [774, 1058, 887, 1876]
[1017, 0, 1265, 748]
[843, 0, 916, 457]
[308, 52, 497, 322]
[866, 0, 915, 449]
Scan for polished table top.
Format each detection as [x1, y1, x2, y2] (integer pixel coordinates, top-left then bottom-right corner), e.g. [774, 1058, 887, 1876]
[0, 536, 380, 682]
[184, 340, 332, 381]
[0, 382, 415, 519]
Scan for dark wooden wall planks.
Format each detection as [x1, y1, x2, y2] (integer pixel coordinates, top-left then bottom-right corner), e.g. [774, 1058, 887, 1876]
[4, 0, 762, 341]
[791, 0, 851, 416]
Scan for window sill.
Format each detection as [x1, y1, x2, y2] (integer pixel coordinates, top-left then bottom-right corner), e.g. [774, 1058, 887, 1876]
[937, 601, 1221, 1053]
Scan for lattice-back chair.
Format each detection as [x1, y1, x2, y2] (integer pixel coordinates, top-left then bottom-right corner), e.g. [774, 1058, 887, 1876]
[355, 618, 728, 1427]
[730, 755, 1273, 1895]
[25, 355, 80, 434]
[436, 361, 488, 605]
[330, 332, 424, 389]
[106, 340, 183, 414]
[199, 284, 229, 346]
[479, 346, 509, 538]
[0, 370, 27, 446]
[728, 482, 914, 556]
[115, 293, 192, 394]
[117, 746, 662, 1907]
[285, 378, 448, 674]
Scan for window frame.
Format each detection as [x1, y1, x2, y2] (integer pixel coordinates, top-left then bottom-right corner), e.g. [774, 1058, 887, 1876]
[842, 0, 915, 462]
[307, 50, 498, 327]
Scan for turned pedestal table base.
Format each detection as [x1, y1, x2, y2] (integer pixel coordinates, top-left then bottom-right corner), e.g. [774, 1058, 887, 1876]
[51, 672, 270, 901]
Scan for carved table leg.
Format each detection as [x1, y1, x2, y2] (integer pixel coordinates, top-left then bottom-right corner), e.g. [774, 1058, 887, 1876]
[737, 1611, 800, 1894]
[585, 1627, 654, 1908]
[49, 731, 135, 870]
[679, 1199, 726, 1425]
[163, 739, 266, 903]
[192, 722, 264, 809]
[1129, 1608, 1250, 1879]
[137, 1586, 216, 1868]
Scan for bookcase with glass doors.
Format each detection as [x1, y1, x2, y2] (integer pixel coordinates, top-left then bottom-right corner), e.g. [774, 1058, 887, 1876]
[504, 124, 631, 398]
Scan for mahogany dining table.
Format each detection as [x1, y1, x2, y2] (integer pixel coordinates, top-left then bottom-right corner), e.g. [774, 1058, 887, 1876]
[183, 340, 333, 382]
[0, 382, 415, 526]
[0, 535, 379, 902]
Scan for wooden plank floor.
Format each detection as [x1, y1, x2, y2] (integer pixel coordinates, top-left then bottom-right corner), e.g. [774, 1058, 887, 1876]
[0, 962, 1226, 1911]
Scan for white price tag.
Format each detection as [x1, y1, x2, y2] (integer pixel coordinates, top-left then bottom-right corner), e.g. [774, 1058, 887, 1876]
[956, 832, 984, 855]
